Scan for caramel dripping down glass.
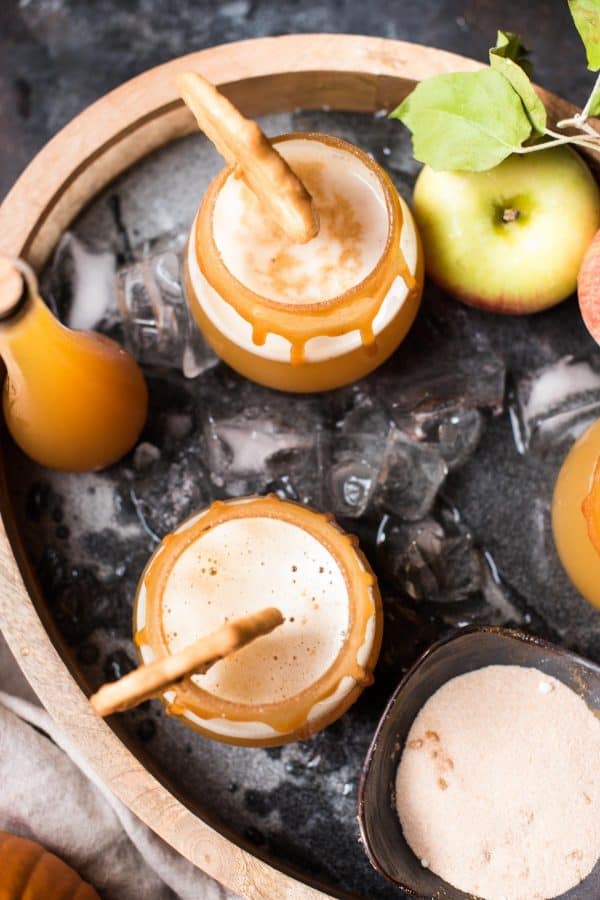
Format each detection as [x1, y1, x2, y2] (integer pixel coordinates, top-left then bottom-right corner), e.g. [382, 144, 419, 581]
[133, 495, 383, 748]
[177, 73, 423, 392]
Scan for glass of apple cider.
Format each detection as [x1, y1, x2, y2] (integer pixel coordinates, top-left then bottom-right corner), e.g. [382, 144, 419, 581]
[552, 418, 600, 609]
[133, 494, 382, 747]
[185, 133, 423, 392]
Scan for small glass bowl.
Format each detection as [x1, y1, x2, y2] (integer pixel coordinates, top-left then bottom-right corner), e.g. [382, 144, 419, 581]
[357, 626, 600, 899]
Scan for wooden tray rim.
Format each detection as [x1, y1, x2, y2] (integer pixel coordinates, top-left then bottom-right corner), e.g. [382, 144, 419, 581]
[0, 33, 587, 900]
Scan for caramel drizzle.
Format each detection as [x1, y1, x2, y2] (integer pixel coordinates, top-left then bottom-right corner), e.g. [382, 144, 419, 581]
[135, 495, 382, 737]
[247, 201, 417, 368]
[195, 135, 420, 370]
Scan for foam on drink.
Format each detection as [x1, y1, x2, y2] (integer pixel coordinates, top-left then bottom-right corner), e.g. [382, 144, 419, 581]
[160, 515, 350, 704]
[135, 495, 382, 745]
[212, 138, 389, 304]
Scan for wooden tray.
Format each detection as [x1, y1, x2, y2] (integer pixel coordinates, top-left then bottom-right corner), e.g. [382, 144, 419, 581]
[0, 34, 595, 900]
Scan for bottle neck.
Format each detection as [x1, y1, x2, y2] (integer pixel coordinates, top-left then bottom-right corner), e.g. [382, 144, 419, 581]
[0, 291, 67, 377]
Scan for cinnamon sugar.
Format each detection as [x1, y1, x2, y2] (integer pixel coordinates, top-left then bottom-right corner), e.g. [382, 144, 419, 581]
[395, 665, 600, 900]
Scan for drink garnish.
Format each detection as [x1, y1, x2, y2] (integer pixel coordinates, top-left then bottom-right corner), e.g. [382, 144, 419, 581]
[176, 71, 319, 243]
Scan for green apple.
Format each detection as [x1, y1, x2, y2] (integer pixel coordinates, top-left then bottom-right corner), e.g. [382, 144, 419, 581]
[412, 146, 600, 314]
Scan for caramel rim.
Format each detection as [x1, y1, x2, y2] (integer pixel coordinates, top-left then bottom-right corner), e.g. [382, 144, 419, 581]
[195, 133, 417, 364]
[134, 495, 379, 734]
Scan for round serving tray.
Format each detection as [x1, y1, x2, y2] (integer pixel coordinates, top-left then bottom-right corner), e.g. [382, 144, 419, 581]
[0, 34, 596, 900]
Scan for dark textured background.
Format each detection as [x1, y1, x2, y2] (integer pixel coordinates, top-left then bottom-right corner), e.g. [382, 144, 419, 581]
[0, 0, 594, 203]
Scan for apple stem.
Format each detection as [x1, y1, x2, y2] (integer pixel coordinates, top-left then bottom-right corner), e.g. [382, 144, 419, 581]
[555, 73, 600, 136]
[553, 117, 600, 136]
[502, 208, 519, 223]
[515, 132, 600, 155]
[581, 73, 600, 121]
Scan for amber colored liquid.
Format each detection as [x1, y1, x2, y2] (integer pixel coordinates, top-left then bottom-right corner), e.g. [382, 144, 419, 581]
[552, 419, 600, 609]
[185, 219, 424, 393]
[188, 133, 425, 393]
[186, 269, 422, 392]
[135, 495, 383, 747]
[0, 293, 148, 471]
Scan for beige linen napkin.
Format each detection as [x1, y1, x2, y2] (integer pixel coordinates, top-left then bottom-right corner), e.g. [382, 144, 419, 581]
[0, 631, 237, 900]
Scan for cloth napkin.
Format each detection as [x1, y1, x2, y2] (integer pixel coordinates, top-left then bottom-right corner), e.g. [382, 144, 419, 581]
[0, 630, 238, 900]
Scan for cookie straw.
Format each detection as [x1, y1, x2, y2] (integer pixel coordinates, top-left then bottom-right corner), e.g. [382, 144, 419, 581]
[89, 607, 284, 716]
[176, 71, 319, 244]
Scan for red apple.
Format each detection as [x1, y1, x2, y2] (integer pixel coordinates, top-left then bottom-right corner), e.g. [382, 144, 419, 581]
[578, 227, 600, 342]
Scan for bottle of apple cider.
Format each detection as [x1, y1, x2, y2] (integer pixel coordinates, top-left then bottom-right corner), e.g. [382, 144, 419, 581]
[0, 256, 148, 471]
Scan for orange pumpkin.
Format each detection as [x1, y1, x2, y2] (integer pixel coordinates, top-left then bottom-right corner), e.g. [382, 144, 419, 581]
[0, 831, 100, 899]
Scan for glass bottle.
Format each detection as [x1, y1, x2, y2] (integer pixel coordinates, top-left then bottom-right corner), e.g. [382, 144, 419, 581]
[552, 417, 600, 609]
[0, 257, 148, 471]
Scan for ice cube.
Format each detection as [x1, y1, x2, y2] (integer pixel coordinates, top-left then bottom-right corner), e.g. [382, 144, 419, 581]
[328, 395, 448, 520]
[203, 388, 326, 504]
[266, 431, 328, 507]
[327, 395, 389, 518]
[437, 408, 484, 470]
[376, 504, 530, 628]
[327, 454, 379, 519]
[342, 404, 390, 441]
[206, 417, 313, 477]
[376, 514, 481, 603]
[509, 354, 600, 454]
[115, 243, 218, 377]
[378, 427, 447, 521]
[388, 352, 506, 420]
[45, 230, 218, 378]
[130, 450, 213, 540]
[392, 403, 484, 470]
[44, 232, 118, 331]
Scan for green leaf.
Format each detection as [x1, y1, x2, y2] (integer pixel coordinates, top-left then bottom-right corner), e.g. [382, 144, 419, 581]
[492, 30, 533, 77]
[490, 32, 547, 132]
[390, 69, 533, 172]
[569, 0, 600, 70]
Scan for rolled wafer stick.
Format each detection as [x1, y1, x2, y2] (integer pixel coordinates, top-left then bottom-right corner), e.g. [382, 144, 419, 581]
[89, 606, 284, 717]
[176, 71, 319, 244]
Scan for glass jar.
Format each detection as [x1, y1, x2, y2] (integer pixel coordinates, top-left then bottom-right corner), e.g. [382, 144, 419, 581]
[134, 494, 382, 746]
[185, 133, 423, 392]
[552, 418, 600, 608]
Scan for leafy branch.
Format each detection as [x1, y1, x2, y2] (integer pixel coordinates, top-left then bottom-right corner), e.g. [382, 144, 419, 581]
[391, 1, 600, 172]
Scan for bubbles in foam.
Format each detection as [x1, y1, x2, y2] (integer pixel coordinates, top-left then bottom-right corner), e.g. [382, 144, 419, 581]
[212, 138, 389, 304]
[161, 516, 350, 705]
